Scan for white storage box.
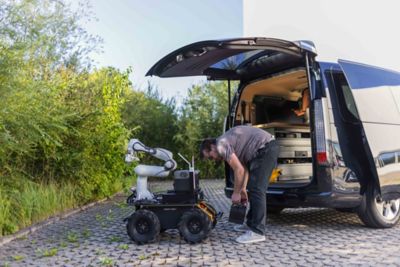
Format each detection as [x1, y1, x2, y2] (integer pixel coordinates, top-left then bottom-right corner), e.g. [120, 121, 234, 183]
[277, 163, 313, 181]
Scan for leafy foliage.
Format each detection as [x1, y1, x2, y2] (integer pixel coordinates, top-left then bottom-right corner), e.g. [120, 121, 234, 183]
[0, 0, 131, 236]
[176, 81, 232, 178]
[122, 84, 178, 154]
[0, 0, 232, 237]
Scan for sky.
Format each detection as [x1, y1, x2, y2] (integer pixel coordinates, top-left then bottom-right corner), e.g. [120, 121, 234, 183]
[83, 0, 243, 103]
[244, 0, 400, 73]
[77, 0, 400, 105]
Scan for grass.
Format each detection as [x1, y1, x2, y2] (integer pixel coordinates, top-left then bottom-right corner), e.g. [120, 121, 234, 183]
[95, 214, 103, 221]
[0, 189, 16, 235]
[36, 248, 58, 257]
[118, 244, 129, 250]
[81, 228, 91, 238]
[12, 255, 24, 261]
[0, 175, 137, 237]
[66, 231, 79, 243]
[114, 202, 128, 209]
[138, 255, 148, 260]
[99, 257, 114, 266]
[109, 236, 122, 243]
[0, 179, 78, 236]
[42, 248, 58, 257]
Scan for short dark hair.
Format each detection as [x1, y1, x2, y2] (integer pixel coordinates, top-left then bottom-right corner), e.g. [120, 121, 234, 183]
[199, 138, 216, 159]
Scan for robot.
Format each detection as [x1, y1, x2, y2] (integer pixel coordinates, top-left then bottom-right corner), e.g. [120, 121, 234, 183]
[124, 139, 221, 244]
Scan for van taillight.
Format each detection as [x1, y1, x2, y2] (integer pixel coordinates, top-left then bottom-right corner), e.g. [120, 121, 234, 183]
[314, 99, 328, 165]
[317, 152, 328, 164]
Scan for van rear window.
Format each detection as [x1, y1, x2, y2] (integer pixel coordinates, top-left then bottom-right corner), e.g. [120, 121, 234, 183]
[210, 50, 265, 70]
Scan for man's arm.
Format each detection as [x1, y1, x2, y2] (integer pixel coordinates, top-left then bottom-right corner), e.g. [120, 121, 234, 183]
[226, 153, 246, 203]
[241, 168, 249, 202]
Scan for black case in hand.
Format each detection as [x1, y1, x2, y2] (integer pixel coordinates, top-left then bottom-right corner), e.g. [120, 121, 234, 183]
[228, 204, 247, 224]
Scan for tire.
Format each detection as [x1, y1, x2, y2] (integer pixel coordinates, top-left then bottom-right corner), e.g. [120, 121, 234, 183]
[126, 209, 160, 244]
[178, 209, 212, 244]
[357, 185, 400, 228]
[267, 205, 285, 214]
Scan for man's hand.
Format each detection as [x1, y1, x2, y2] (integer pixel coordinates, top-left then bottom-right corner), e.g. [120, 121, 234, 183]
[232, 189, 248, 205]
[231, 191, 241, 204]
[240, 189, 248, 204]
[293, 108, 305, 117]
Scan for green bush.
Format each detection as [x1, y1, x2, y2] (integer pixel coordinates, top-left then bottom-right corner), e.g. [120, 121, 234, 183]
[0, 67, 135, 236]
[0, 0, 135, 236]
[0, 0, 232, 237]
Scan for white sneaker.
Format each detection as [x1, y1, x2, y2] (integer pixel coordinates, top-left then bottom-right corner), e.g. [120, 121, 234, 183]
[233, 224, 250, 232]
[235, 230, 266, 244]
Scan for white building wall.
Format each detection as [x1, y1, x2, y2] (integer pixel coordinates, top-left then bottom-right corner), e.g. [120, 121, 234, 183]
[243, 0, 400, 71]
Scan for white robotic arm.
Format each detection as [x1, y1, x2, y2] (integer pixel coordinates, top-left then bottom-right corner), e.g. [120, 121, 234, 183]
[125, 139, 176, 200]
[126, 139, 176, 168]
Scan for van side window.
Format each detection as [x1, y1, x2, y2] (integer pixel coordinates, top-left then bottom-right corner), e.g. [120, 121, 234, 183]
[379, 152, 396, 167]
[341, 84, 359, 119]
[325, 71, 360, 120]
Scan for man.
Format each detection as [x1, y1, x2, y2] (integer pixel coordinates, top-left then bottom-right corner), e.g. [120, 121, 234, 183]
[200, 125, 279, 244]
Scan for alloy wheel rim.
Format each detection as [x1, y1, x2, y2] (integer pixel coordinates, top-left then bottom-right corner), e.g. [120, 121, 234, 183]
[375, 198, 400, 221]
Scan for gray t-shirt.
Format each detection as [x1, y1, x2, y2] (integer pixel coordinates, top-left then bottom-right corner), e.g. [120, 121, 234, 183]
[216, 126, 273, 165]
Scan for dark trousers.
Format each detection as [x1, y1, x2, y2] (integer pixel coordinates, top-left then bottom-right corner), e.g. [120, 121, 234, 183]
[246, 140, 279, 235]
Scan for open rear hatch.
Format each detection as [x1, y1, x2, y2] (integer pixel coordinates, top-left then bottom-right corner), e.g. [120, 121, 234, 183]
[146, 37, 316, 81]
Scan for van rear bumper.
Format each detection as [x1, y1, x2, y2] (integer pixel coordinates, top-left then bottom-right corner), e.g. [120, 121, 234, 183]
[224, 186, 362, 208]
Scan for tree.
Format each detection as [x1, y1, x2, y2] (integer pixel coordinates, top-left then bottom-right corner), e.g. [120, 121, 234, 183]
[176, 81, 233, 178]
[122, 84, 179, 155]
[0, 0, 100, 73]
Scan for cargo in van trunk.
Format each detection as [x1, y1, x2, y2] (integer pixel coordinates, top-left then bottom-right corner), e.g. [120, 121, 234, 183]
[236, 68, 313, 185]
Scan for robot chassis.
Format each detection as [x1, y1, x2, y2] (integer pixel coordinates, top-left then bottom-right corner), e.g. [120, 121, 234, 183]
[124, 139, 221, 244]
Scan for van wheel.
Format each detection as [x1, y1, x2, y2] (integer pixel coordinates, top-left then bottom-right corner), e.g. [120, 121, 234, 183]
[126, 209, 160, 244]
[357, 186, 400, 228]
[267, 205, 285, 214]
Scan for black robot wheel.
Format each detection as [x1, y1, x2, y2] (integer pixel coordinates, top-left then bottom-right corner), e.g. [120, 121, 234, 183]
[126, 209, 160, 244]
[178, 209, 212, 244]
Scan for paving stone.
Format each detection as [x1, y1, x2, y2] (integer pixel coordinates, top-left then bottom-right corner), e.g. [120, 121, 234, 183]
[1, 180, 400, 266]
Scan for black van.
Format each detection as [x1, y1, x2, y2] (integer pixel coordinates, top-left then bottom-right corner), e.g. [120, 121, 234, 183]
[147, 37, 400, 228]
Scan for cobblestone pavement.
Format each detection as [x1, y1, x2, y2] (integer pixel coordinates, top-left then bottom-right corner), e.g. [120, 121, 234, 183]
[1, 180, 400, 267]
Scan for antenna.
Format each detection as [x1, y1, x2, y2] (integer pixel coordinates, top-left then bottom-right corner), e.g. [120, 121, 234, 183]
[191, 155, 196, 191]
[178, 153, 191, 169]
[178, 153, 197, 192]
